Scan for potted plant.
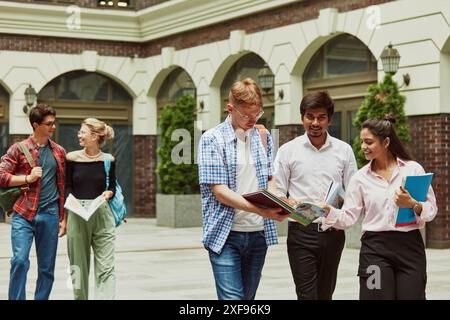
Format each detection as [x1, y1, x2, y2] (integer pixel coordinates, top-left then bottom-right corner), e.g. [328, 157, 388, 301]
[156, 95, 201, 227]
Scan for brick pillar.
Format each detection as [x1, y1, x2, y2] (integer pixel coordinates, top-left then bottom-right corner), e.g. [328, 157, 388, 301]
[133, 135, 157, 217]
[409, 114, 450, 249]
[277, 124, 304, 146]
[9, 134, 29, 144]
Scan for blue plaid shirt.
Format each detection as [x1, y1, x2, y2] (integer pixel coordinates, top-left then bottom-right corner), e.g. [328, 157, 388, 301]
[198, 116, 278, 254]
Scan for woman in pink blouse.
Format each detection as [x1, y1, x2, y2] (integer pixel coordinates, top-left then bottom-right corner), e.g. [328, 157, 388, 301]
[322, 116, 437, 300]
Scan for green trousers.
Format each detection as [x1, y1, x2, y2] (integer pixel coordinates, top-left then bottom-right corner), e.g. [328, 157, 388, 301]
[67, 200, 116, 300]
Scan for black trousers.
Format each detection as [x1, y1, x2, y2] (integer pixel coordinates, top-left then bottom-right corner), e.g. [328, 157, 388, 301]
[358, 229, 427, 300]
[287, 221, 345, 300]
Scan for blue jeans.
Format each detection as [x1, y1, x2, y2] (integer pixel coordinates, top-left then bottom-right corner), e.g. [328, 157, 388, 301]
[208, 230, 268, 300]
[9, 202, 59, 300]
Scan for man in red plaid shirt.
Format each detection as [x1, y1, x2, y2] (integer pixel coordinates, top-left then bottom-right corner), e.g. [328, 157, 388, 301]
[0, 104, 67, 300]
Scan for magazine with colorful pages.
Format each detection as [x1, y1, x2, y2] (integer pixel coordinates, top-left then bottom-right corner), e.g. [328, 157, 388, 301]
[243, 182, 343, 226]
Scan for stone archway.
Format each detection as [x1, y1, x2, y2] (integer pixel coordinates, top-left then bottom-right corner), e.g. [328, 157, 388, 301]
[219, 53, 275, 130]
[298, 33, 378, 248]
[303, 33, 378, 146]
[38, 70, 134, 215]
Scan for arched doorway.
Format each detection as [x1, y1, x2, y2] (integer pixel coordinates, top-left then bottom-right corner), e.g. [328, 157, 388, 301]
[220, 53, 275, 129]
[302, 34, 377, 248]
[0, 85, 9, 157]
[303, 34, 378, 145]
[156, 67, 195, 117]
[38, 71, 134, 214]
[156, 67, 196, 192]
[0, 84, 9, 221]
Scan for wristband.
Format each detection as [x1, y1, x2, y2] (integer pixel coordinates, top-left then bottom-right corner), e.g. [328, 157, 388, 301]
[412, 201, 420, 213]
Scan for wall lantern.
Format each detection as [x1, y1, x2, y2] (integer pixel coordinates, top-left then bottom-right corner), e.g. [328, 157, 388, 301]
[257, 64, 284, 101]
[23, 84, 37, 114]
[380, 43, 410, 87]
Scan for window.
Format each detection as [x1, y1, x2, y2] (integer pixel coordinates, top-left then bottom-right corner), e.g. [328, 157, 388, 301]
[38, 71, 132, 104]
[329, 98, 364, 145]
[328, 112, 342, 140]
[112, 82, 132, 102]
[0, 85, 8, 100]
[220, 53, 276, 129]
[156, 68, 196, 121]
[304, 34, 377, 82]
[303, 34, 378, 144]
[347, 110, 359, 146]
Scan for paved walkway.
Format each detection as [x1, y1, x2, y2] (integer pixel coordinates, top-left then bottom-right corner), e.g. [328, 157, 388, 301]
[0, 218, 449, 300]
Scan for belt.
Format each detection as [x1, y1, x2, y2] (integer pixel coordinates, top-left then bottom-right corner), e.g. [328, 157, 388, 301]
[311, 222, 335, 233]
[289, 221, 337, 232]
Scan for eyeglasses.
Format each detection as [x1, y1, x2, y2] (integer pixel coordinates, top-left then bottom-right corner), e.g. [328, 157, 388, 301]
[41, 121, 56, 127]
[233, 105, 264, 121]
[78, 129, 91, 136]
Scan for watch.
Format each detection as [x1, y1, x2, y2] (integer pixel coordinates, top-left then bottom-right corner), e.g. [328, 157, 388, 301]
[411, 201, 420, 213]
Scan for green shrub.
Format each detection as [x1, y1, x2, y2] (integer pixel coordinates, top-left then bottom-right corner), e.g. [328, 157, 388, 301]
[156, 95, 199, 194]
[352, 74, 411, 168]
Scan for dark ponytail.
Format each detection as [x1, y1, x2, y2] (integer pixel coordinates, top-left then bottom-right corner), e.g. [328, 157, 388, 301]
[361, 115, 412, 161]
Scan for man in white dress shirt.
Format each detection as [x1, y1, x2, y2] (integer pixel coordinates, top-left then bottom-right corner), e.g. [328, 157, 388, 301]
[273, 91, 357, 300]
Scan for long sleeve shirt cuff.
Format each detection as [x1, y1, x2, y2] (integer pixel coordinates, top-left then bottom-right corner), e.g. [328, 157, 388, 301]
[416, 201, 436, 224]
[321, 207, 339, 231]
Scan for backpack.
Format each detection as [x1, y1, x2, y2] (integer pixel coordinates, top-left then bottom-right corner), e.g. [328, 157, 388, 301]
[103, 153, 127, 227]
[0, 142, 34, 215]
[255, 124, 268, 152]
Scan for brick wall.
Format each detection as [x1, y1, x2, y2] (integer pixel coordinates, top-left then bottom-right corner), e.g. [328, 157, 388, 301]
[0, 34, 142, 57]
[135, 0, 169, 10]
[9, 134, 29, 144]
[1, 0, 392, 57]
[133, 135, 157, 217]
[409, 114, 450, 249]
[10, 0, 99, 8]
[142, 0, 392, 56]
[277, 124, 304, 147]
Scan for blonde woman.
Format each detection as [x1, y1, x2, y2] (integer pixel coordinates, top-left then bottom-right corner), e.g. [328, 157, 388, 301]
[65, 118, 116, 300]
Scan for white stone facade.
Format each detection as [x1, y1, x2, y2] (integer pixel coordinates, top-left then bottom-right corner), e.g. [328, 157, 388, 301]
[0, 0, 449, 135]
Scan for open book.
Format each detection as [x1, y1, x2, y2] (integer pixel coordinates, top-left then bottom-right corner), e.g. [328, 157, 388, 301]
[290, 182, 345, 226]
[64, 193, 106, 222]
[394, 173, 434, 228]
[243, 182, 344, 226]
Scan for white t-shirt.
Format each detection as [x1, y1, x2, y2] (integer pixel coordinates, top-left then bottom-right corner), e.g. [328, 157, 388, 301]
[232, 136, 264, 231]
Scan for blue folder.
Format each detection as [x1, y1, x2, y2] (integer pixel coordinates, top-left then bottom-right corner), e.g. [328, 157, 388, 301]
[395, 173, 434, 227]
